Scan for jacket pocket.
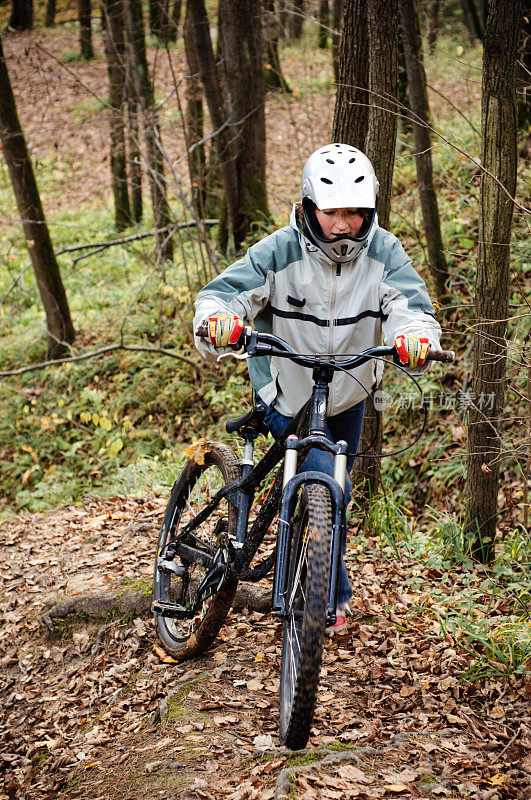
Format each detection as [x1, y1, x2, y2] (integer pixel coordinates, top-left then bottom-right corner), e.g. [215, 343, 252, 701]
[287, 294, 305, 308]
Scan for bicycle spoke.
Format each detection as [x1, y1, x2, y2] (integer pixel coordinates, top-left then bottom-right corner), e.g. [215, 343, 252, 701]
[153, 445, 239, 660]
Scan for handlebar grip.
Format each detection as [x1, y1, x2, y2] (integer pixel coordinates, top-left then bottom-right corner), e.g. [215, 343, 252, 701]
[194, 322, 250, 349]
[427, 349, 455, 363]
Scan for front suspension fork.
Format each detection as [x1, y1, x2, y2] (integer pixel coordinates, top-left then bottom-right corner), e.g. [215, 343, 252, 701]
[272, 469, 346, 624]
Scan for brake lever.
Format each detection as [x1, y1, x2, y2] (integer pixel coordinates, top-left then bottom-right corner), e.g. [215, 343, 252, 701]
[216, 352, 249, 362]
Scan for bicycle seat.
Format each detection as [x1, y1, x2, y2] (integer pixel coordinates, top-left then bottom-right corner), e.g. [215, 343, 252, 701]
[226, 405, 269, 437]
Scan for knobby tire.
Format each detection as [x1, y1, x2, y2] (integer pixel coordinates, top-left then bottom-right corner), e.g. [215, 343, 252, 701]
[278, 483, 332, 750]
[153, 442, 240, 660]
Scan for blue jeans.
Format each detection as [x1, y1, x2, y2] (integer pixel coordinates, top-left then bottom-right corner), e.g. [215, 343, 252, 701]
[263, 400, 365, 607]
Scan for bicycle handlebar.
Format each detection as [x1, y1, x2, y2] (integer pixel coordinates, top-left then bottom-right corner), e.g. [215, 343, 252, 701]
[195, 323, 455, 370]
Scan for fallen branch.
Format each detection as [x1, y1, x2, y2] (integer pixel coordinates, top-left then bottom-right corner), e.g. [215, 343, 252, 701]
[0, 342, 206, 379]
[54, 220, 219, 256]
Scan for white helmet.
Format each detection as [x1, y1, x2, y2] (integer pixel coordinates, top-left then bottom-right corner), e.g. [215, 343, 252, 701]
[300, 144, 379, 263]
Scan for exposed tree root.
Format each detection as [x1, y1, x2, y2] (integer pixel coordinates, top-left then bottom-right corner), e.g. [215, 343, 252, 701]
[40, 585, 272, 631]
[275, 747, 380, 800]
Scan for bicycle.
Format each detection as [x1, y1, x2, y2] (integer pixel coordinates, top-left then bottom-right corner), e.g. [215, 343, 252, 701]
[152, 326, 454, 749]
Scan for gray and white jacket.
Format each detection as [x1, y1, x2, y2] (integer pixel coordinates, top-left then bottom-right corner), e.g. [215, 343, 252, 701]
[194, 206, 441, 417]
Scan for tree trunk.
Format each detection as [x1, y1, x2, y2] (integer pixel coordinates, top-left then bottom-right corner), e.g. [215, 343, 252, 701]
[399, 0, 449, 302]
[219, 0, 269, 247]
[126, 46, 142, 223]
[45, 0, 56, 26]
[157, 0, 174, 42]
[101, 0, 132, 231]
[279, 0, 288, 35]
[517, 12, 530, 129]
[183, 0, 206, 215]
[187, 0, 241, 247]
[79, 0, 94, 59]
[149, 0, 178, 41]
[149, 0, 161, 35]
[8, 0, 33, 30]
[331, 0, 343, 83]
[464, 0, 522, 563]
[0, 35, 75, 358]
[366, 0, 398, 228]
[396, 26, 411, 150]
[169, 0, 182, 41]
[318, 0, 328, 49]
[125, 0, 174, 260]
[332, 0, 369, 149]
[355, 0, 399, 498]
[428, 0, 439, 53]
[263, 0, 291, 92]
[288, 0, 305, 40]
[460, 0, 483, 43]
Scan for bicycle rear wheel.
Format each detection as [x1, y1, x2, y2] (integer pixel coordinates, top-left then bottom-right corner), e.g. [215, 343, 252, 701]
[153, 442, 240, 660]
[278, 483, 332, 750]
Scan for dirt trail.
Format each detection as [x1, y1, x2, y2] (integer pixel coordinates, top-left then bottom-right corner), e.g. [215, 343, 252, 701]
[1, 496, 530, 800]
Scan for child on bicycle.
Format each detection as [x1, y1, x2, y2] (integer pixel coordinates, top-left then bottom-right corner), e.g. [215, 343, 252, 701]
[194, 144, 441, 632]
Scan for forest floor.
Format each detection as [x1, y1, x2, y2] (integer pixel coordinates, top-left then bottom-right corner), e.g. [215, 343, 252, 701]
[1, 495, 530, 800]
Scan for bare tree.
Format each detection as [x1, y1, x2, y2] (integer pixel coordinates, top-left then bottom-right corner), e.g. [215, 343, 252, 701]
[288, 0, 305, 40]
[354, 0, 399, 498]
[45, 0, 56, 26]
[101, 0, 132, 230]
[460, 0, 484, 43]
[428, 0, 439, 53]
[263, 0, 291, 92]
[332, 0, 369, 148]
[125, 0, 174, 260]
[517, 12, 530, 129]
[79, 0, 94, 59]
[0, 34, 75, 358]
[186, 0, 241, 243]
[219, 0, 270, 246]
[126, 52, 142, 223]
[8, 0, 33, 30]
[331, 0, 343, 82]
[183, 0, 207, 215]
[465, 0, 523, 563]
[318, 0, 329, 48]
[149, 0, 179, 42]
[398, 0, 449, 301]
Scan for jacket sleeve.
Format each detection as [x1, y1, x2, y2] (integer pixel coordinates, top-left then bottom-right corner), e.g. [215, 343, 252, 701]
[378, 236, 442, 373]
[193, 228, 296, 359]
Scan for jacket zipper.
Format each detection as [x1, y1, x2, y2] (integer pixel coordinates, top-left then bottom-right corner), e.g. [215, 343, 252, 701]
[327, 263, 341, 414]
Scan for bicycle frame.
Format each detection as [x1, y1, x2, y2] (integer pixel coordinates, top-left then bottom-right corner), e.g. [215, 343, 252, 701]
[168, 358, 351, 625]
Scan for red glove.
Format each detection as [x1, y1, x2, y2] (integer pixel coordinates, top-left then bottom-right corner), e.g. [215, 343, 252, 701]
[395, 335, 430, 368]
[208, 314, 244, 348]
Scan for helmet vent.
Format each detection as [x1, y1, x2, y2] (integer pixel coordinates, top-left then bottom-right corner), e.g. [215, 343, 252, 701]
[355, 175, 365, 183]
[349, 157, 356, 163]
[326, 159, 334, 164]
[320, 177, 333, 184]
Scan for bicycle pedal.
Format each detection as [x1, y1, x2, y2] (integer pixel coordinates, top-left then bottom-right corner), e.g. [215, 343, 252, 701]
[157, 559, 186, 577]
[152, 600, 190, 619]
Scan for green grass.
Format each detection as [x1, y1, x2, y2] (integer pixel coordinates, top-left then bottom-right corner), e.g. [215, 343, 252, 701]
[355, 489, 531, 678]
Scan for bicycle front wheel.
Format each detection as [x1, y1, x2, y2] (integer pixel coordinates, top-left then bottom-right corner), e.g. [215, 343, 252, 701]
[153, 442, 240, 660]
[279, 483, 332, 750]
